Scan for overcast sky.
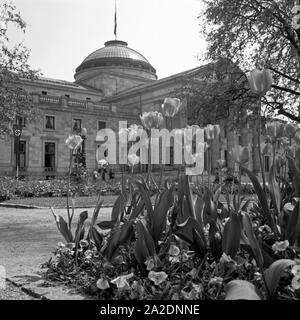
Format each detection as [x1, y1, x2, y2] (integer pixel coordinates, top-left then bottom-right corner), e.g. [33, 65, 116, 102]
[7, 0, 206, 81]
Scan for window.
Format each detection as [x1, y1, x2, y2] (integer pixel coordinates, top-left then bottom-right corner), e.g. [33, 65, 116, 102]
[15, 140, 26, 170]
[264, 155, 270, 173]
[44, 142, 55, 171]
[45, 115, 55, 130]
[98, 121, 106, 131]
[73, 118, 82, 132]
[238, 135, 242, 145]
[16, 116, 26, 127]
[42, 91, 47, 95]
[65, 94, 70, 98]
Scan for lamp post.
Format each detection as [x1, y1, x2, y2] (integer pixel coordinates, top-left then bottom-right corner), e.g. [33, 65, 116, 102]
[13, 124, 23, 181]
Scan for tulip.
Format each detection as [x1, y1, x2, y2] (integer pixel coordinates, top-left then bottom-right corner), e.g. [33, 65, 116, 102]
[230, 146, 249, 164]
[98, 159, 108, 168]
[261, 142, 272, 155]
[65, 135, 83, 150]
[81, 127, 87, 136]
[284, 123, 297, 138]
[128, 124, 142, 141]
[205, 124, 220, 140]
[128, 154, 140, 166]
[140, 111, 164, 130]
[246, 69, 273, 96]
[161, 97, 181, 118]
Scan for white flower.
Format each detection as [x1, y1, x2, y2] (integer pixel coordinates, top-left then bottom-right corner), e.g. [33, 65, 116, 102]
[220, 253, 233, 264]
[111, 273, 134, 290]
[246, 69, 273, 96]
[65, 135, 83, 150]
[144, 257, 156, 271]
[98, 159, 108, 168]
[148, 271, 168, 286]
[161, 97, 181, 118]
[79, 239, 89, 248]
[96, 278, 110, 290]
[208, 277, 223, 287]
[168, 245, 180, 256]
[272, 240, 289, 252]
[140, 111, 164, 130]
[128, 154, 140, 166]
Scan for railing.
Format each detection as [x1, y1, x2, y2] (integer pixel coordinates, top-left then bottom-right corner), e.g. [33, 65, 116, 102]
[44, 167, 56, 172]
[67, 99, 86, 108]
[39, 96, 60, 104]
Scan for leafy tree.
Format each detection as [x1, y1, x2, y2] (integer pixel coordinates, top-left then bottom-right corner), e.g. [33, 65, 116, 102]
[199, 0, 300, 122]
[0, 1, 38, 136]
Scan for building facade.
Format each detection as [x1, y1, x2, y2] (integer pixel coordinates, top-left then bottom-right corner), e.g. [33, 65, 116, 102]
[0, 39, 269, 177]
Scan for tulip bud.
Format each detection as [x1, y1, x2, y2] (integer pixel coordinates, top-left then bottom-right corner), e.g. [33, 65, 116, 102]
[205, 124, 215, 140]
[140, 111, 164, 130]
[246, 69, 273, 96]
[65, 135, 83, 150]
[161, 98, 181, 118]
[230, 146, 249, 164]
[128, 154, 140, 166]
[81, 127, 88, 136]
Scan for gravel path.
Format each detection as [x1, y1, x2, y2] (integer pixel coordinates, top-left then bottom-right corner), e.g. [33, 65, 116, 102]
[0, 281, 37, 300]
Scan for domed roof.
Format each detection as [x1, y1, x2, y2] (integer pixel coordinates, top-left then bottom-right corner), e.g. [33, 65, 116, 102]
[75, 40, 156, 75]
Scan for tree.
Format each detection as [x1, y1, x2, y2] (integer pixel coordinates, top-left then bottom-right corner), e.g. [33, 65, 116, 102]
[0, 1, 38, 136]
[199, 0, 300, 122]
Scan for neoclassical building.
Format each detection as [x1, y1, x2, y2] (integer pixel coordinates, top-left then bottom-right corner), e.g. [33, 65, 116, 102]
[0, 39, 266, 177]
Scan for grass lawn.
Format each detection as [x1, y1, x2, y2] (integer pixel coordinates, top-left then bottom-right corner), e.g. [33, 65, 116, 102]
[2, 195, 119, 208]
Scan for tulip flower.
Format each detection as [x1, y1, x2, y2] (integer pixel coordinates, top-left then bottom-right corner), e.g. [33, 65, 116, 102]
[246, 69, 273, 96]
[230, 146, 249, 164]
[81, 127, 88, 136]
[205, 124, 220, 140]
[161, 97, 181, 118]
[128, 154, 140, 166]
[140, 111, 164, 130]
[65, 135, 83, 150]
[98, 159, 108, 168]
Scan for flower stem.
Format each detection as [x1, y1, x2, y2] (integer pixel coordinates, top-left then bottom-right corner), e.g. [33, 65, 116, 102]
[67, 150, 73, 230]
[257, 98, 267, 194]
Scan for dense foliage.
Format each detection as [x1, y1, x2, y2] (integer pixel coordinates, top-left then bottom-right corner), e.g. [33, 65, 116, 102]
[199, 0, 300, 122]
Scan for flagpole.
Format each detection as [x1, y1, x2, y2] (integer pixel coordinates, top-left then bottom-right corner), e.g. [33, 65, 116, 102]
[114, 0, 117, 40]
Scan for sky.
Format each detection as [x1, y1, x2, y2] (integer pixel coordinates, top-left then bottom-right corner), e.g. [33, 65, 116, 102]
[7, 0, 207, 81]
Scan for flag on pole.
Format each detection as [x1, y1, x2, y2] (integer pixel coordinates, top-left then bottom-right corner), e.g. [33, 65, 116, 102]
[114, 0, 117, 39]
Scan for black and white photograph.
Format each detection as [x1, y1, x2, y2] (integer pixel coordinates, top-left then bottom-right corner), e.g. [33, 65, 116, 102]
[0, 0, 300, 313]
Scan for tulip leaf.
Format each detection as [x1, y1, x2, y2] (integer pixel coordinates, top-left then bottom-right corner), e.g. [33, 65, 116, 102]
[111, 193, 126, 224]
[209, 220, 223, 259]
[174, 217, 206, 250]
[287, 156, 300, 197]
[222, 212, 241, 259]
[97, 220, 117, 230]
[192, 228, 207, 258]
[90, 199, 103, 226]
[151, 185, 174, 244]
[268, 165, 281, 216]
[51, 208, 73, 243]
[135, 180, 153, 225]
[241, 166, 277, 233]
[225, 280, 261, 300]
[104, 227, 122, 261]
[203, 187, 218, 225]
[177, 175, 195, 223]
[264, 259, 296, 298]
[74, 210, 88, 248]
[118, 220, 134, 245]
[88, 226, 103, 251]
[136, 220, 155, 257]
[286, 201, 300, 246]
[242, 212, 264, 269]
[194, 195, 204, 227]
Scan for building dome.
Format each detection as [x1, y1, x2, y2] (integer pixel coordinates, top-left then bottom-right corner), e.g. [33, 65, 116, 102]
[75, 40, 156, 76]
